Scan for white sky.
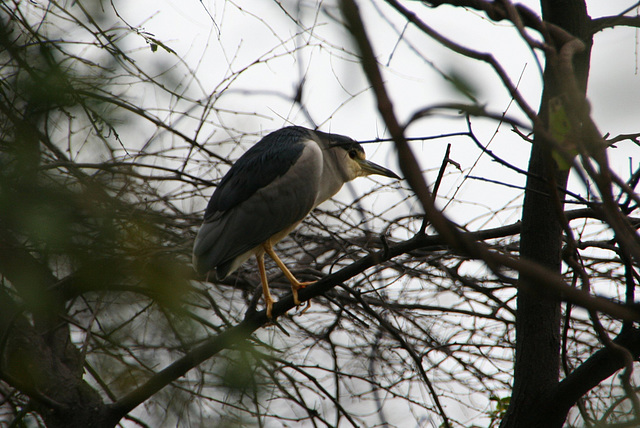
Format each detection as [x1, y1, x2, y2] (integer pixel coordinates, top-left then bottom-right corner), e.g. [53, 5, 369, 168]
[114, 0, 640, 234]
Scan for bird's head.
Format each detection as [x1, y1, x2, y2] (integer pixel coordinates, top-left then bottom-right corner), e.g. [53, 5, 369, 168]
[315, 130, 400, 182]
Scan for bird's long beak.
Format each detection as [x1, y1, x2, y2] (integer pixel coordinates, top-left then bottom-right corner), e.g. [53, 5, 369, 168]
[357, 158, 400, 179]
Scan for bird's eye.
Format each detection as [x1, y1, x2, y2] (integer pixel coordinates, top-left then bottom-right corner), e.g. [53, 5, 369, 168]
[348, 150, 358, 159]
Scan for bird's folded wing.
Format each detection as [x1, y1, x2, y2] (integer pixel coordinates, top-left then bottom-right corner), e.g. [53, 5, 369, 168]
[193, 140, 323, 275]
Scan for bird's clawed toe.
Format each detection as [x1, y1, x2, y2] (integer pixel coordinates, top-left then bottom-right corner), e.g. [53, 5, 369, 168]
[291, 280, 315, 310]
[265, 295, 274, 319]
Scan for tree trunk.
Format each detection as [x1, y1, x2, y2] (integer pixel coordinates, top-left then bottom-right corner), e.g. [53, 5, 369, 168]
[501, 1, 592, 427]
[0, 236, 115, 427]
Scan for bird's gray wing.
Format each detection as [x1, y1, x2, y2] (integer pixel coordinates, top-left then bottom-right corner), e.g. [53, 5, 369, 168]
[204, 126, 313, 217]
[193, 130, 322, 276]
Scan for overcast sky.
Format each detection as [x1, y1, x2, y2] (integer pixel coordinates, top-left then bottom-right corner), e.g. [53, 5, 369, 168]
[113, 0, 640, 232]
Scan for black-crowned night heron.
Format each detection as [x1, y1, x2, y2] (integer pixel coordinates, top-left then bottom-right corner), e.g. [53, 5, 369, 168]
[193, 126, 399, 318]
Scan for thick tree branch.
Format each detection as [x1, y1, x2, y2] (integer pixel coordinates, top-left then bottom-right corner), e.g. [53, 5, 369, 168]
[551, 326, 640, 422]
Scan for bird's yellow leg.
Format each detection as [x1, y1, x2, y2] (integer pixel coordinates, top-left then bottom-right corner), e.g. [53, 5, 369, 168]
[256, 253, 274, 318]
[262, 242, 314, 307]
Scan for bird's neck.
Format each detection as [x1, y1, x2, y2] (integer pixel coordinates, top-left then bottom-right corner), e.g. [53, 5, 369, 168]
[314, 149, 352, 207]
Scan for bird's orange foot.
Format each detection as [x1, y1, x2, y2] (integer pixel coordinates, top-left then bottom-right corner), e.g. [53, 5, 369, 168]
[291, 281, 315, 307]
[265, 295, 274, 319]
[298, 300, 312, 315]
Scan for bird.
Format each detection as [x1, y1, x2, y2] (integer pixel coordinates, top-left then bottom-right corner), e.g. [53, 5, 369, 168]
[193, 126, 399, 318]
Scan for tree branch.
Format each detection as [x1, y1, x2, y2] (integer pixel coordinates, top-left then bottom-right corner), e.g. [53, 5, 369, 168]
[551, 326, 640, 422]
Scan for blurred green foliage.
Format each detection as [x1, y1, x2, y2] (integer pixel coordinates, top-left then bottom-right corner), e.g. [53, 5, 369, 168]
[0, 3, 202, 425]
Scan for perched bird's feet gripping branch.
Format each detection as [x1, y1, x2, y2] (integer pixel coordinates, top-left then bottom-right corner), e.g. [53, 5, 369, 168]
[263, 242, 314, 307]
[256, 244, 315, 318]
